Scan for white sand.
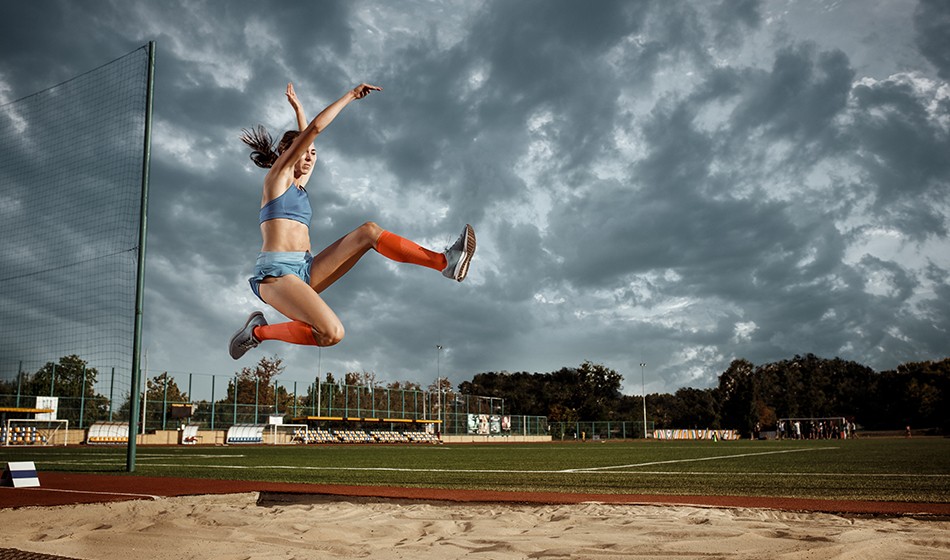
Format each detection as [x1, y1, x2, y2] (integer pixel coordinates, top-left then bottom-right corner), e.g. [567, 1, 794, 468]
[1, 493, 948, 560]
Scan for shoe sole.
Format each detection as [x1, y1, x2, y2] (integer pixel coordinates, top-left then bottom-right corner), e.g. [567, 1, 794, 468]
[229, 311, 265, 359]
[453, 224, 476, 282]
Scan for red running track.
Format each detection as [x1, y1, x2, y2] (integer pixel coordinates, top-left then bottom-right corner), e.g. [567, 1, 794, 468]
[1, 472, 948, 516]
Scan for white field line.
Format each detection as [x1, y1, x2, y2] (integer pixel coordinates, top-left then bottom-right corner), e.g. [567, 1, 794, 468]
[31, 453, 246, 465]
[561, 446, 840, 472]
[0, 487, 162, 500]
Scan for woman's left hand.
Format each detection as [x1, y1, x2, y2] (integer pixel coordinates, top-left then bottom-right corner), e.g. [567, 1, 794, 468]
[352, 83, 382, 99]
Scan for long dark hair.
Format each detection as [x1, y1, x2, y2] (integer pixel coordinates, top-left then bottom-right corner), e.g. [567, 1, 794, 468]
[240, 126, 301, 169]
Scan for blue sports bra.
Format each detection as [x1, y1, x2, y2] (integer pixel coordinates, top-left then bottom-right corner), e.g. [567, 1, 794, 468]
[259, 184, 312, 226]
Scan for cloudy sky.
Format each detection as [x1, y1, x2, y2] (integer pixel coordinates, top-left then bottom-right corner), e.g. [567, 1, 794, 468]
[1, 0, 948, 398]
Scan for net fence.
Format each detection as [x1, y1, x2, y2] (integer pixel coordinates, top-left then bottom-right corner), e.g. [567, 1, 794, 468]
[0, 45, 150, 425]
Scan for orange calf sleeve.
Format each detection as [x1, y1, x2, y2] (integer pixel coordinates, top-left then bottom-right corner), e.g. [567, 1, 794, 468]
[253, 321, 317, 346]
[375, 230, 446, 272]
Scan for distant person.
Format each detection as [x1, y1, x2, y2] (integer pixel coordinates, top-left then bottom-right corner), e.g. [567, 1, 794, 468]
[230, 83, 476, 359]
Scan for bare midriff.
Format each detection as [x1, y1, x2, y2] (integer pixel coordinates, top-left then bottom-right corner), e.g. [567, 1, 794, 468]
[260, 219, 311, 252]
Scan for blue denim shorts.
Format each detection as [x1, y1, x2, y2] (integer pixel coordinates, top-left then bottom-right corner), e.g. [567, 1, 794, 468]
[248, 251, 313, 302]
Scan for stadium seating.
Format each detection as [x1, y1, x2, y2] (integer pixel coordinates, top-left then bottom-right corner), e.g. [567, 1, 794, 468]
[336, 430, 373, 443]
[208, 426, 441, 445]
[1, 425, 46, 445]
[308, 430, 338, 443]
[225, 424, 265, 444]
[86, 422, 129, 445]
[370, 430, 410, 443]
[405, 431, 441, 444]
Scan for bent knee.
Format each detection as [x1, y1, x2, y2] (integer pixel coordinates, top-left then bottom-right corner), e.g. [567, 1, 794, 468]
[312, 323, 344, 347]
[359, 221, 383, 242]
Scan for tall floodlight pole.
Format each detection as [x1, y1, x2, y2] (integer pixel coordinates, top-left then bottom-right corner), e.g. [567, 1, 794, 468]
[640, 362, 648, 439]
[436, 345, 443, 431]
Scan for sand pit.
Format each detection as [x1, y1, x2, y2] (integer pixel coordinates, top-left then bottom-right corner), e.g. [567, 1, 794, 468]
[1, 493, 948, 560]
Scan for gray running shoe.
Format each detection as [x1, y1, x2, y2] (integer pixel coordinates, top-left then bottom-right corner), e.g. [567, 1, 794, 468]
[229, 311, 267, 359]
[442, 224, 476, 282]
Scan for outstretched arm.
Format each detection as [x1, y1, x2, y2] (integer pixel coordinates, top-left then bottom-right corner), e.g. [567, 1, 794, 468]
[305, 83, 380, 138]
[286, 83, 307, 131]
[270, 83, 381, 180]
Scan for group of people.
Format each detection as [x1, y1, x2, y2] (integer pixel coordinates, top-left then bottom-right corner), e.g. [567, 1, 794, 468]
[775, 419, 855, 440]
[229, 82, 476, 359]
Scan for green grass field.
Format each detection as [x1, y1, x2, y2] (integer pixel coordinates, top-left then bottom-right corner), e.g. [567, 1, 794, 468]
[4, 438, 949, 503]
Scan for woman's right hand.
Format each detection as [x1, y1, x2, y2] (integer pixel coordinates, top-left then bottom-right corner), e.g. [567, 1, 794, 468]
[286, 83, 303, 110]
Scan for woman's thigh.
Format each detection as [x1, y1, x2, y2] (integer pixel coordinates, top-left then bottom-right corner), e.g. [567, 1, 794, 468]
[258, 274, 344, 343]
[308, 222, 381, 293]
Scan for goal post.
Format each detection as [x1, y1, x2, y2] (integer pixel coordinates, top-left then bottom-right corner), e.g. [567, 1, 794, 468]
[266, 424, 312, 445]
[3, 418, 69, 446]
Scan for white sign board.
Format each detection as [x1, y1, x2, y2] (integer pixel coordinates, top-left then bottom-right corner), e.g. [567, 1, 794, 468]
[35, 396, 58, 420]
[3, 461, 40, 488]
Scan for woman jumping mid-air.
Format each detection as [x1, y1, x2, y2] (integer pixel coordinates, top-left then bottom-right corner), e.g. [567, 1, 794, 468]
[229, 82, 475, 359]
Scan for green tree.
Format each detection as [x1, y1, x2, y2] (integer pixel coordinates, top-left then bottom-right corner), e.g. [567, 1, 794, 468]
[25, 355, 108, 427]
[217, 355, 290, 422]
[717, 359, 757, 436]
[872, 359, 949, 431]
[547, 403, 580, 439]
[140, 372, 189, 430]
[670, 387, 720, 429]
[576, 361, 624, 420]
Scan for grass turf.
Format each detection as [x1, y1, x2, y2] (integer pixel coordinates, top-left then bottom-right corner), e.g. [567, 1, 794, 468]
[4, 438, 949, 503]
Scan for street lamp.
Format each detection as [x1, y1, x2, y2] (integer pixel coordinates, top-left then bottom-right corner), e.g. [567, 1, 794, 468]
[640, 362, 647, 439]
[436, 345, 443, 380]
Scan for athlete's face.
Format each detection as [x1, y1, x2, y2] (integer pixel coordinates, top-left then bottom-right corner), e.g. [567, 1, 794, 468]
[296, 144, 316, 175]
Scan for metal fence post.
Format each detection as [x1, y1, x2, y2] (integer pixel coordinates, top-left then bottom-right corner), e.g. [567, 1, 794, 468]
[210, 374, 216, 431]
[161, 374, 168, 430]
[79, 366, 86, 429]
[16, 361, 23, 407]
[108, 367, 115, 421]
[254, 378, 259, 424]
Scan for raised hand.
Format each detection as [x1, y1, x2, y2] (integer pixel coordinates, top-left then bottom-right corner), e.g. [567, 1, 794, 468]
[352, 83, 382, 99]
[286, 83, 302, 110]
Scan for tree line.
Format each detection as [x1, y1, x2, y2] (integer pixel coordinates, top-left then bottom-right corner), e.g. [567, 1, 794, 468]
[458, 355, 949, 436]
[3, 353, 947, 435]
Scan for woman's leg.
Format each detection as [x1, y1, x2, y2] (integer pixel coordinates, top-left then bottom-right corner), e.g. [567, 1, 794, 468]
[257, 274, 344, 346]
[309, 221, 447, 292]
[234, 222, 472, 357]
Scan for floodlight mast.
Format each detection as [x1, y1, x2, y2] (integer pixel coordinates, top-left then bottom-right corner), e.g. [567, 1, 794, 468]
[640, 362, 648, 439]
[436, 345, 444, 431]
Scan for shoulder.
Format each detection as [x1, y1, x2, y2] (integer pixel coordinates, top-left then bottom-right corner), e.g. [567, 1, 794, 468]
[262, 169, 295, 204]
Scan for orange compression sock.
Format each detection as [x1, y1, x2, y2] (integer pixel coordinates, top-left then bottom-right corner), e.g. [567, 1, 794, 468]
[375, 230, 447, 271]
[253, 321, 317, 346]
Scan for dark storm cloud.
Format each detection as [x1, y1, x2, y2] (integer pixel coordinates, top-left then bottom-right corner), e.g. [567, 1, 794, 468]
[730, 45, 854, 144]
[709, 0, 763, 48]
[2, 0, 947, 393]
[849, 77, 950, 238]
[914, 0, 950, 80]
